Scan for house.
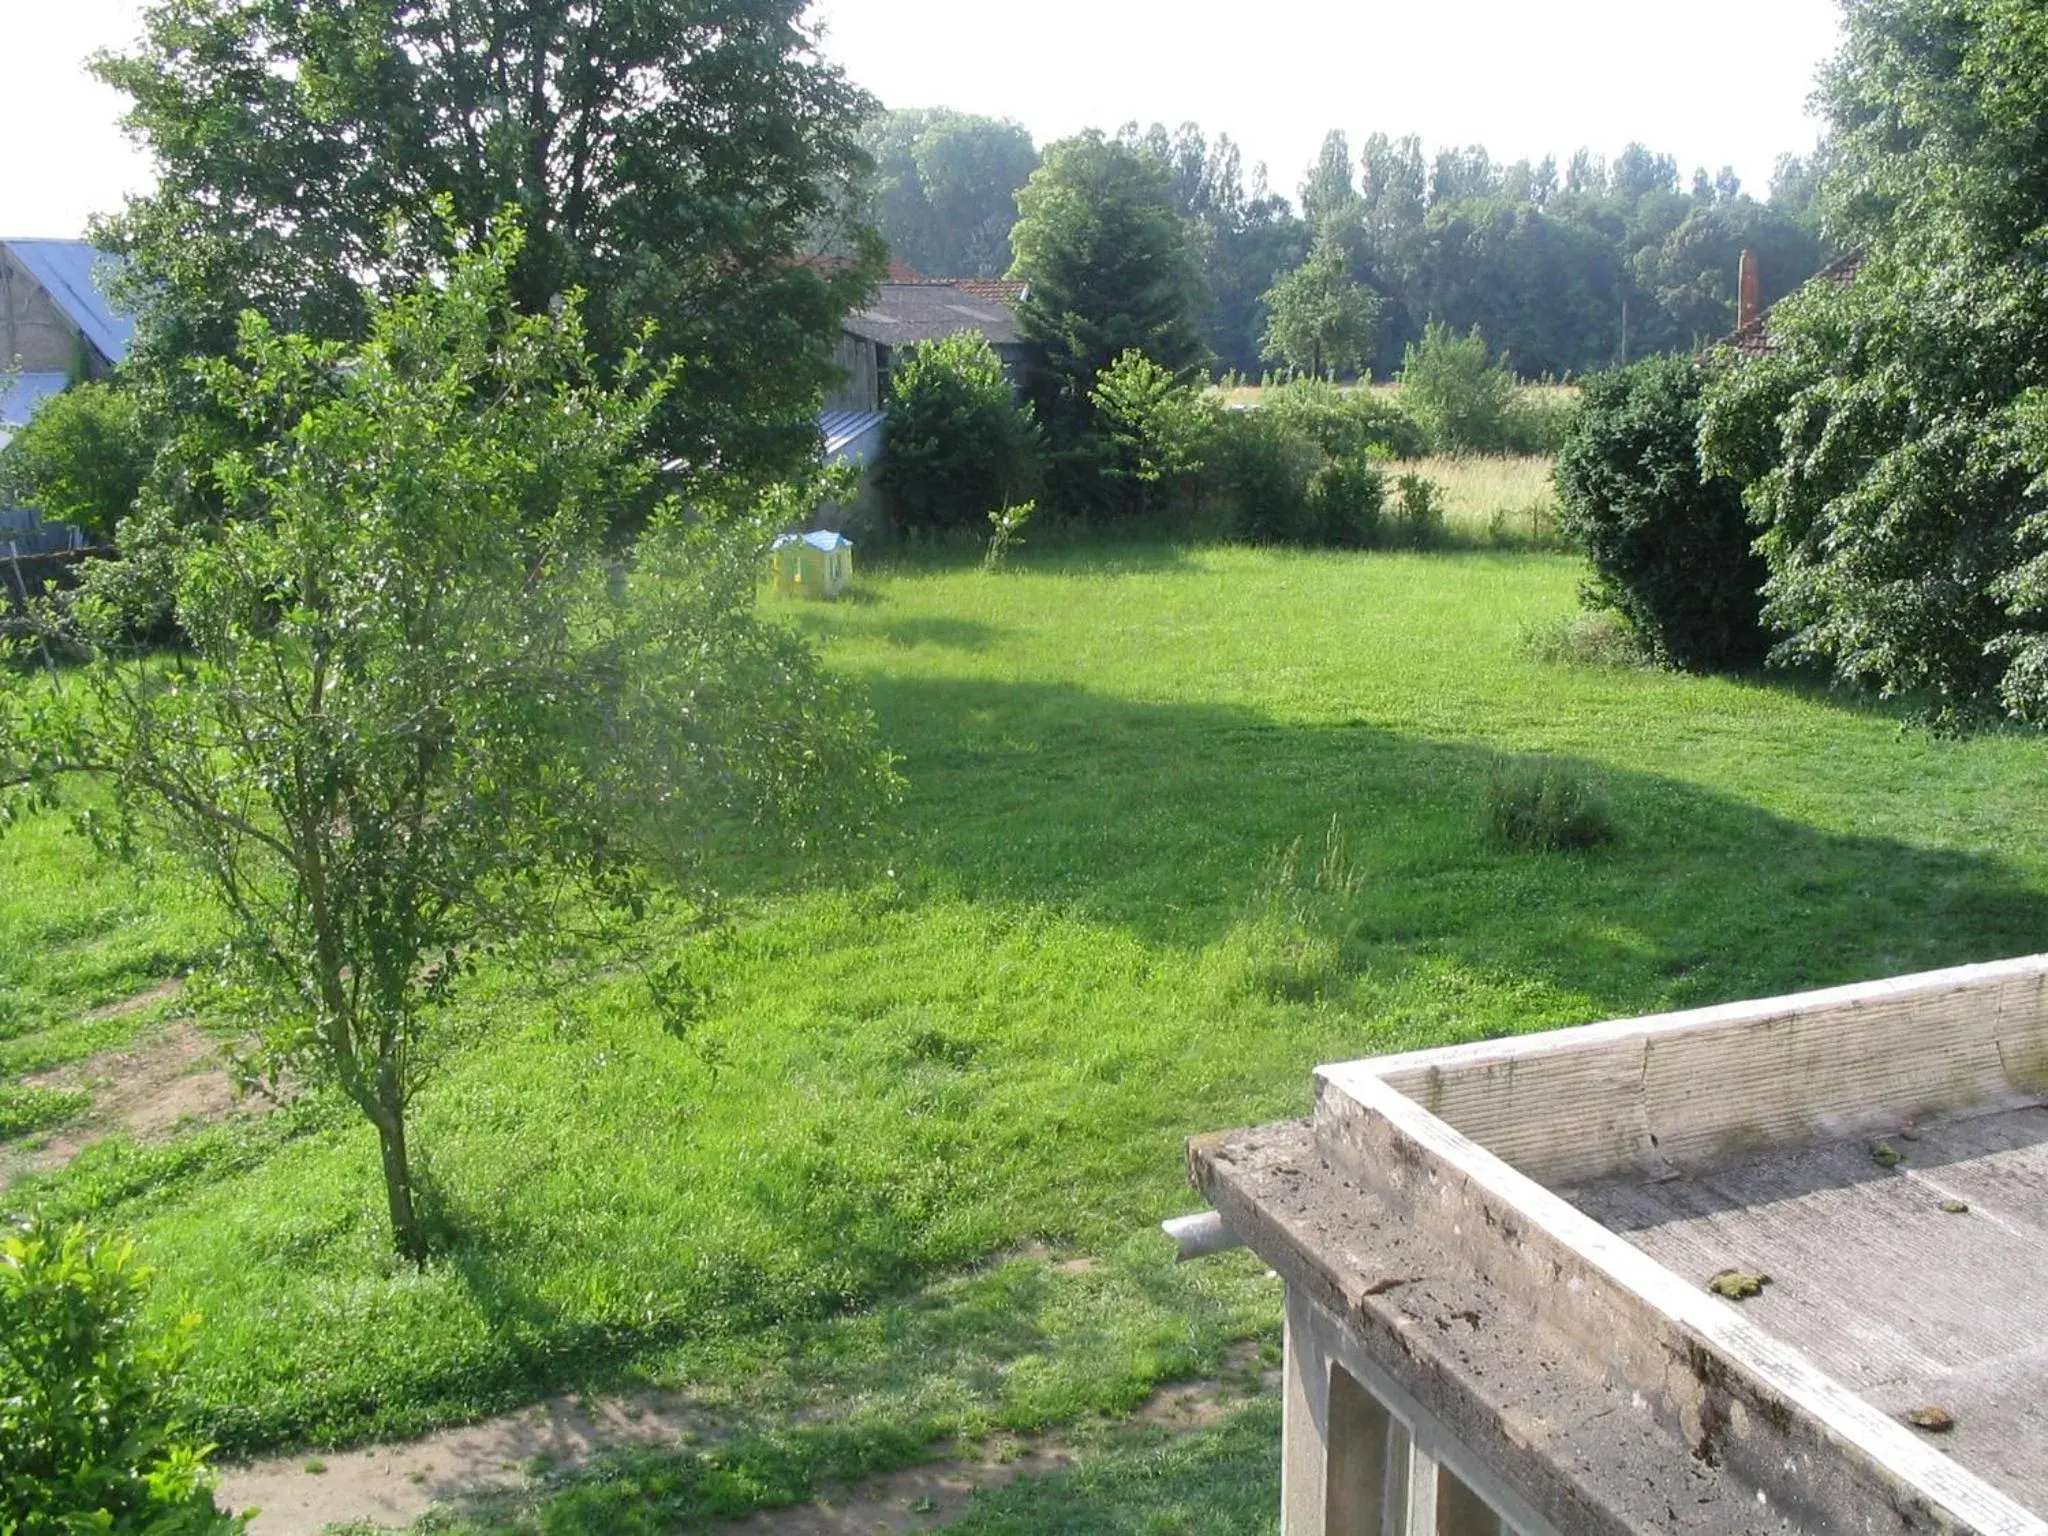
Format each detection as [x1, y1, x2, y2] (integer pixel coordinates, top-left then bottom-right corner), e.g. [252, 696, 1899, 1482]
[2, 239, 134, 556]
[1178, 953, 2048, 1534]
[812, 277, 1030, 531]
[1711, 246, 1864, 361]
[823, 280, 1029, 415]
[1, 238, 134, 390]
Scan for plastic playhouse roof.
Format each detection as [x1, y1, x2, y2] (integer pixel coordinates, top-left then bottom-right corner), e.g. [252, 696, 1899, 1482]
[3, 240, 135, 364]
[772, 530, 852, 552]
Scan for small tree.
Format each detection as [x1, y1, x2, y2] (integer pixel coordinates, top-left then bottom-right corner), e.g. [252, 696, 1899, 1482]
[1, 1219, 245, 1533]
[1259, 236, 1382, 379]
[1397, 322, 1517, 453]
[0, 228, 894, 1261]
[0, 380, 155, 543]
[1088, 350, 1216, 516]
[881, 332, 1040, 533]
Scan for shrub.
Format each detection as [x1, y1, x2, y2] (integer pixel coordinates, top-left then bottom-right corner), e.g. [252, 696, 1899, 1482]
[1501, 386, 1579, 455]
[1209, 410, 1321, 545]
[1482, 763, 1615, 852]
[1397, 323, 1516, 454]
[0, 1220, 245, 1534]
[1556, 355, 1769, 672]
[1384, 473, 1444, 549]
[0, 379, 155, 543]
[1089, 350, 1218, 516]
[882, 333, 1042, 533]
[1262, 379, 1428, 461]
[1305, 454, 1385, 548]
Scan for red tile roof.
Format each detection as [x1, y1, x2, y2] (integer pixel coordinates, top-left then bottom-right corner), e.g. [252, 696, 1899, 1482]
[1715, 248, 1865, 360]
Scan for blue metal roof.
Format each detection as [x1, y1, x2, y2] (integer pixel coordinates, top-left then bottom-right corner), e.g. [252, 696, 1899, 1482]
[819, 408, 886, 468]
[0, 372, 68, 429]
[3, 240, 135, 364]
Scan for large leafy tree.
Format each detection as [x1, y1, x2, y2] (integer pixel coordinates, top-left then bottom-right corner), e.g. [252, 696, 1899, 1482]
[862, 109, 1039, 277]
[1701, 0, 2048, 720]
[1260, 235, 1382, 379]
[1009, 133, 1204, 452]
[92, 0, 879, 493]
[0, 230, 894, 1260]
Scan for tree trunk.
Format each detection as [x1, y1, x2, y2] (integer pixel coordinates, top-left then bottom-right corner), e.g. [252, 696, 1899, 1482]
[372, 1101, 427, 1263]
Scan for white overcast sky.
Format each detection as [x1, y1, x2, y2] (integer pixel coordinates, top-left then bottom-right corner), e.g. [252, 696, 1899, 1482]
[4, 0, 1843, 240]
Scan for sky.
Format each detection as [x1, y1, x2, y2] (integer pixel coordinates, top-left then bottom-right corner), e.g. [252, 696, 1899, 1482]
[2, 0, 1843, 240]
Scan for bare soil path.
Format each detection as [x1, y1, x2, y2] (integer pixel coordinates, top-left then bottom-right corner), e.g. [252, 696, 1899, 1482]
[217, 1362, 1274, 1535]
[1, 984, 243, 1188]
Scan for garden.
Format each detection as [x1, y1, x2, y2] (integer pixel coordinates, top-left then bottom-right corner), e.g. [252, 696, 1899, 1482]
[9, 527, 2048, 1531]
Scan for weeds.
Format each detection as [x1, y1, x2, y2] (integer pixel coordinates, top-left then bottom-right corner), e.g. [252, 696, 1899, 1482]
[1482, 764, 1616, 853]
[1518, 612, 1645, 668]
[0, 1082, 91, 1141]
[984, 501, 1036, 572]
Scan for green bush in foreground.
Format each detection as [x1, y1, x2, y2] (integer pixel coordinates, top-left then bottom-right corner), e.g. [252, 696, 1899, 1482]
[0, 1219, 243, 1534]
[1556, 356, 1768, 672]
[1482, 763, 1615, 853]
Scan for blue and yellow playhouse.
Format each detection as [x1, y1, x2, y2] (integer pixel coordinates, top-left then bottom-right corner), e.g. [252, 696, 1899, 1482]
[769, 530, 854, 599]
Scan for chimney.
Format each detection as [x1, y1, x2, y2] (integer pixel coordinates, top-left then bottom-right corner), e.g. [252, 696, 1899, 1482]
[1737, 249, 1762, 331]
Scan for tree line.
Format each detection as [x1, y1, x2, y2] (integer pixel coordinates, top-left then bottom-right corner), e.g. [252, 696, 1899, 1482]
[861, 110, 1829, 380]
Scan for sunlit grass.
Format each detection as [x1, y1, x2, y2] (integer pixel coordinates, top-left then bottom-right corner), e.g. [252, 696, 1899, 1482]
[7, 541, 2048, 1523]
[1406, 453, 1562, 547]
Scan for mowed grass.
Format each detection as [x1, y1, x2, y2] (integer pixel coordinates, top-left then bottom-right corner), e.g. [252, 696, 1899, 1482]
[8, 542, 2048, 1508]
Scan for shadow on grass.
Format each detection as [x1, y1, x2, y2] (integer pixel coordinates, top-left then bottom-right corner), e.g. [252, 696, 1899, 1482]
[843, 673, 2048, 1016]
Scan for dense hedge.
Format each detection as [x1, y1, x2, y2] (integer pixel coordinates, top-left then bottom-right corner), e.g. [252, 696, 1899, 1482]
[1555, 356, 1769, 671]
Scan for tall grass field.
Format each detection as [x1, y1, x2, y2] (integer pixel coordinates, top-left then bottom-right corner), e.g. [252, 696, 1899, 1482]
[6, 537, 2048, 1529]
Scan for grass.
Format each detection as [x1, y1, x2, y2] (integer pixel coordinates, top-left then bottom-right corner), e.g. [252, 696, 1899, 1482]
[1407, 454, 1562, 548]
[8, 540, 2048, 1529]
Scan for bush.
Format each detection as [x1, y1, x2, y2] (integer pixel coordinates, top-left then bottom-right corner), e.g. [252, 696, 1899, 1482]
[1384, 473, 1444, 549]
[1482, 763, 1615, 852]
[1397, 323, 1516, 454]
[0, 379, 155, 543]
[1556, 356, 1769, 672]
[1305, 454, 1385, 548]
[1209, 410, 1321, 545]
[881, 334, 1042, 534]
[1501, 386, 1579, 455]
[0, 1220, 245, 1534]
[1089, 350, 1218, 517]
[1261, 379, 1428, 461]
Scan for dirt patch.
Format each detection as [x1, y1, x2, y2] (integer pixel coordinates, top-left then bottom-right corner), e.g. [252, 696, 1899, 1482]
[217, 1391, 723, 1534]
[1, 1008, 243, 1188]
[218, 1352, 1279, 1535]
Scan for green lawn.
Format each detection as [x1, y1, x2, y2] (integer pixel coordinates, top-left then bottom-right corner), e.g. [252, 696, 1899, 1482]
[8, 541, 2048, 1527]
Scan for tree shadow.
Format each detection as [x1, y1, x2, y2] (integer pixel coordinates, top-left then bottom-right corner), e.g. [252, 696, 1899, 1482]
[844, 673, 2048, 1019]
[782, 608, 1000, 653]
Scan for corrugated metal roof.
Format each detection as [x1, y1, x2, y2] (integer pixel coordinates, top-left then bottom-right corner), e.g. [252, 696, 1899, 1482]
[3, 240, 135, 364]
[820, 407, 886, 467]
[843, 284, 1021, 347]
